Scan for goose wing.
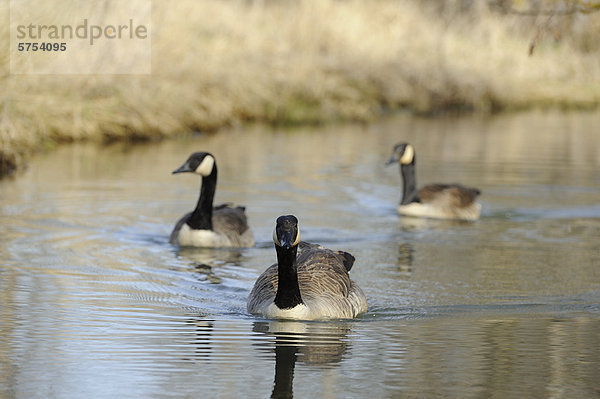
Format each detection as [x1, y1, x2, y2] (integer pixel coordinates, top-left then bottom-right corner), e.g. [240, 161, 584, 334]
[298, 241, 355, 271]
[247, 263, 278, 313]
[297, 247, 352, 298]
[213, 204, 254, 247]
[213, 204, 250, 235]
[418, 184, 481, 208]
[296, 244, 366, 318]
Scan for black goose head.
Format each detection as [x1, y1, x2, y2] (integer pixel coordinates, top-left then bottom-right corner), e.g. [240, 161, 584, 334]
[172, 152, 216, 177]
[386, 143, 415, 166]
[273, 215, 301, 250]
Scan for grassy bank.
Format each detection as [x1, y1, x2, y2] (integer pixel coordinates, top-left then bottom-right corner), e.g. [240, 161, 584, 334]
[2, 0, 600, 176]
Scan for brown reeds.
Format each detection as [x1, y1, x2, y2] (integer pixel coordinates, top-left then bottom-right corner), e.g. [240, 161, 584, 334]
[1, 0, 600, 176]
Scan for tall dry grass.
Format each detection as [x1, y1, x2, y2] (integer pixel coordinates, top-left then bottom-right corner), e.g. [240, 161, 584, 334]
[1, 0, 600, 176]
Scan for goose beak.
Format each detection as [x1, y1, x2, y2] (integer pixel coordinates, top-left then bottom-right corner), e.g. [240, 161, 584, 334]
[279, 230, 294, 249]
[172, 163, 193, 174]
[385, 155, 398, 166]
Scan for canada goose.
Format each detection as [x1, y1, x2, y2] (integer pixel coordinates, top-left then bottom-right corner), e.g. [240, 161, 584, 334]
[169, 152, 254, 248]
[386, 143, 482, 221]
[247, 215, 368, 320]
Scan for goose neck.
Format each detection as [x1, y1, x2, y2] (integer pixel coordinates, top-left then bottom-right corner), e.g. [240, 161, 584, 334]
[187, 168, 217, 230]
[274, 245, 303, 309]
[400, 162, 418, 205]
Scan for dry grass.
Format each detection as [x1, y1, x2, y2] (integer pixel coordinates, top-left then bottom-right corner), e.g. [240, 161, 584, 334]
[1, 0, 600, 176]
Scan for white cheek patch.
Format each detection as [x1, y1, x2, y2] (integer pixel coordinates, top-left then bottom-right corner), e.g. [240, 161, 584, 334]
[195, 155, 215, 176]
[399, 145, 414, 164]
[292, 229, 301, 246]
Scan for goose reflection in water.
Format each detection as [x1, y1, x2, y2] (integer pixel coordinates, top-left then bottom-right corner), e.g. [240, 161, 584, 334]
[175, 246, 246, 267]
[397, 242, 414, 278]
[184, 318, 215, 361]
[174, 246, 248, 284]
[252, 321, 351, 399]
[397, 215, 476, 231]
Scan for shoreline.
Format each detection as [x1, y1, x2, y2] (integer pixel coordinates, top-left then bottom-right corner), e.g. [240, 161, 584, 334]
[2, 0, 600, 178]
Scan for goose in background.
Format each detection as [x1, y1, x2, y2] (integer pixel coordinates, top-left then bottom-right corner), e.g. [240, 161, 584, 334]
[386, 143, 482, 221]
[169, 152, 254, 248]
[247, 215, 367, 320]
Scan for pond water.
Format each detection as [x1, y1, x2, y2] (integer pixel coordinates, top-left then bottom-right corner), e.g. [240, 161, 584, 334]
[1, 111, 599, 398]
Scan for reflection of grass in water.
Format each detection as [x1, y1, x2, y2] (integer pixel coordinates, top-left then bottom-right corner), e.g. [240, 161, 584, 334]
[2, 0, 600, 175]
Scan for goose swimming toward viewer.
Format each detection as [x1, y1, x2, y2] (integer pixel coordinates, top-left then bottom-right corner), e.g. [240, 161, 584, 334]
[386, 143, 481, 221]
[169, 152, 254, 248]
[247, 215, 368, 320]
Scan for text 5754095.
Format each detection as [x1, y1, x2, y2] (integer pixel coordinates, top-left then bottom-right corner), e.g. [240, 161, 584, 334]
[17, 42, 67, 51]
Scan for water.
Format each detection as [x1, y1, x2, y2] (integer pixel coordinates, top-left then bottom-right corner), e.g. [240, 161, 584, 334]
[1, 111, 599, 398]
